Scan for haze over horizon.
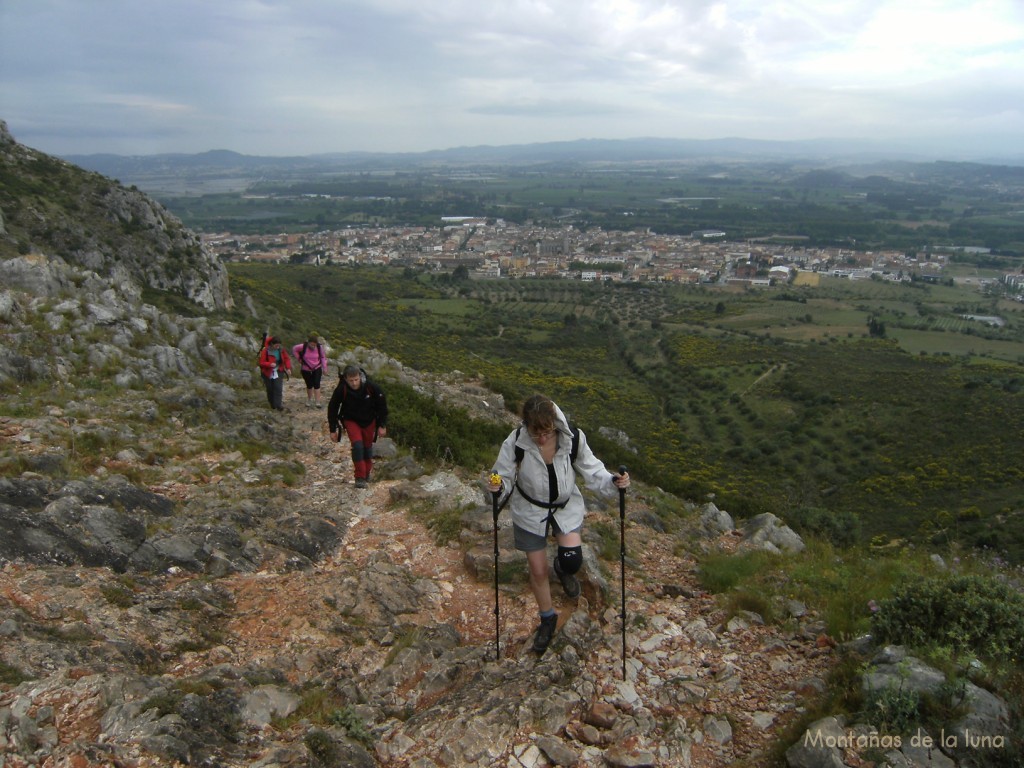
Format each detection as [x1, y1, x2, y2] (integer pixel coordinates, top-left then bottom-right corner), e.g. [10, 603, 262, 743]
[2, 0, 1022, 162]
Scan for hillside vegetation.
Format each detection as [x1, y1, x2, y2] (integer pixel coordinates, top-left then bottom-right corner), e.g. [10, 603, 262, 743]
[229, 263, 1024, 561]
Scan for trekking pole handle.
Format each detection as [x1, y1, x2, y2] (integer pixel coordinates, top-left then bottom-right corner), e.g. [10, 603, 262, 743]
[489, 474, 502, 520]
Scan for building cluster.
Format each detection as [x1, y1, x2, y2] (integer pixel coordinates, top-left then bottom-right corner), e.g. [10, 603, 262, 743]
[202, 220, 1021, 295]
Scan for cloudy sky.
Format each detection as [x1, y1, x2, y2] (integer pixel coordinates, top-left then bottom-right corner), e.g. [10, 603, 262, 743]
[2, 0, 1022, 159]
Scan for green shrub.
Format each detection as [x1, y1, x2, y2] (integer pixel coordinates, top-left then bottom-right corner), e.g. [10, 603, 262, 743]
[406, 499, 464, 546]
[786, 506, 862, 548]
[384, 378, 509, 471]
[100, 584, 136, 608]
[864, 675, 920, 734]
[0, 660, 31, 686]
[697, 550, 777, 594]
[327, 705, 373, 747]
[871, 574, 1024, 662]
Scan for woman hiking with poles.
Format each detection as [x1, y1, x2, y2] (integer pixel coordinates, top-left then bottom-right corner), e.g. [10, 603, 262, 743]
[487, 394, 629, 655]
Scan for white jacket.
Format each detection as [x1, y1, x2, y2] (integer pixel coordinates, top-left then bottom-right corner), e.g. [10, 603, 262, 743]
[492, 404, 617, 537]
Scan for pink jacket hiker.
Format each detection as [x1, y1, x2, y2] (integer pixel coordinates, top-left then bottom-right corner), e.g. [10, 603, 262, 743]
[291, 342, 328, 374]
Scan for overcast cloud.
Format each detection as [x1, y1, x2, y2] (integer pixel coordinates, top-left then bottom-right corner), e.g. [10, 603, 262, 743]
[1, 0, 1022, 159]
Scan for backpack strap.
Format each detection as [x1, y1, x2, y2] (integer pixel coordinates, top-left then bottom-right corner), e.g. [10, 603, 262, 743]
[499, 425, 581, 516]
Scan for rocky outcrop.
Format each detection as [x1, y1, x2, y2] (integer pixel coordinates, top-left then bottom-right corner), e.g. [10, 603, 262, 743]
[0, 252, 251, 388]
[0, 121, 231, 311]
[0, 469, 350, 576]
[784, 646, 1012, 768]
[739, 512, 805, 554]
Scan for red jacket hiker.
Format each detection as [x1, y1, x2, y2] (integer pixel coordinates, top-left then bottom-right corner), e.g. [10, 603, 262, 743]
[258, 335, 292, 411]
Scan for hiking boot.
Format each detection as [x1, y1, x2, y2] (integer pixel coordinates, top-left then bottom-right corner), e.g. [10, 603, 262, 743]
[532, 612, 558, 654]
[553, 557, 581, 599]
[355, 478, 368, 489]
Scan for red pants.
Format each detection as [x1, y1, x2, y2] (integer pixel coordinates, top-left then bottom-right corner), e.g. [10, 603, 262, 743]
[343, 420, 376, 480]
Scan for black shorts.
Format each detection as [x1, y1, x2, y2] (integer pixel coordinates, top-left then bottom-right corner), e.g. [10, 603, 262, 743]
[513, 522, 580, 552]
[301, 368, 323, 390]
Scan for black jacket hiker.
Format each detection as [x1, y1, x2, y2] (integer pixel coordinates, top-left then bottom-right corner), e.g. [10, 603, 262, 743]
[327, 366, 388, 487]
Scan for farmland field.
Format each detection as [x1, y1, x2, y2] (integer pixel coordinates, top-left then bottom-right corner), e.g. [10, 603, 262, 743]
[228, 262, 1024, 561]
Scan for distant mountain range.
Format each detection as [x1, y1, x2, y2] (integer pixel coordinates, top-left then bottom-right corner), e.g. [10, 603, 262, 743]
[62, 137, 1024, 196]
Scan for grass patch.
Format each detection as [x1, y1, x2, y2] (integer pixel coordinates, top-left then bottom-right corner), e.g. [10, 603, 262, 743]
[696, 540, 950, 640]
[0, 660, 32, 686]
[285, 688, 374, 747]
[100, 583, 137, 609]
[405, 498, 465, 546]
[263, 459, 306, 487]
[304, 729, 340, 766]
[327, 706, 373, 746]
[697, 550, 778, 594]
[497, 559, 524, 585]
[589, 519, 621, 562]
[383, 626, 421, 667]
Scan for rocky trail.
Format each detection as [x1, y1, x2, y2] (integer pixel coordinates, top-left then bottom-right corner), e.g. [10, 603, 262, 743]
[223, 377, 838, 767]
[0, 371, 837, 767]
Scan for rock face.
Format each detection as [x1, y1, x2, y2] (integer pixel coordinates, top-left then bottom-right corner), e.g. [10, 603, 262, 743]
[0, 120, 231, 311]
[739, 513, 805, 554]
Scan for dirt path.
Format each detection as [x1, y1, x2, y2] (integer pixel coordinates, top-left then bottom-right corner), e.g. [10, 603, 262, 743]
[225, 377, 836, 766]
[225, 379, 542, 667]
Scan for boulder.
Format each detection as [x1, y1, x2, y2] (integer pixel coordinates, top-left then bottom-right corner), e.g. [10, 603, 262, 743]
[739, 512, 805, 554]
[698, 502, 734, 536]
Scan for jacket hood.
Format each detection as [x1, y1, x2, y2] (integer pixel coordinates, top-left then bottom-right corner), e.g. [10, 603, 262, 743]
[551, 403, 572, 435]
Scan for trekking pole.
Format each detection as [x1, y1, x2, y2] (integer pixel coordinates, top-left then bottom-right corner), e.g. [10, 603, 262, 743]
[618, 464, 628, 680]
[490, 474, 502, 660]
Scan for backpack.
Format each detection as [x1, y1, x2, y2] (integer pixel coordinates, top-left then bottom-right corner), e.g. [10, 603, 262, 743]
[258, 332, 268, 366]
[301, 342, 324, 369]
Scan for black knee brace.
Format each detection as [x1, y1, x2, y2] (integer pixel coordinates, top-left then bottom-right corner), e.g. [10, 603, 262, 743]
[557, 545, 583, 575]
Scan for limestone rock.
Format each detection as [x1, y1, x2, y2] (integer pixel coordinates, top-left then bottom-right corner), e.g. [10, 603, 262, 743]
[739, 512, 806, 554]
